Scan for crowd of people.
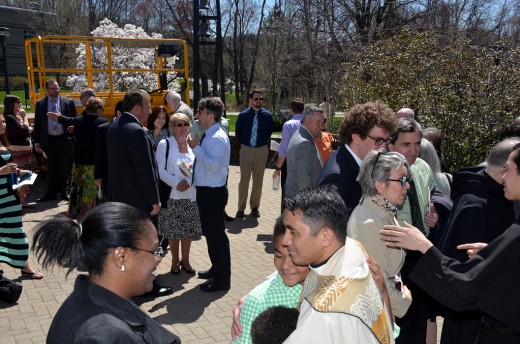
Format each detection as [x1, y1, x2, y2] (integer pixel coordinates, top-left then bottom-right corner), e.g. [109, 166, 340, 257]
[1, 82, 519, 344]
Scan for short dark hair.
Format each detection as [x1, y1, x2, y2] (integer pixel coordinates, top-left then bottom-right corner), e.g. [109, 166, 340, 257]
[147, 105, 170, 130]
[339, 101, 396, 144]
[284, 185, 348, 243]
[3, 94, 21, 116]
[114, 100, 124, 117]
[509, 142, 520, 174]
[198, 97, 225, 122]
[248, 89, 263, 99]
[251, 306, 299, 344]
[45, 79, 58, 88]
[290, 98, 304, 114]
[388, 118, 423, 144]
[32, 202, 152, 277]
[499, 117, 520, 141]
[487, 138, 520, 169]
[272, 216, 285, 245]
[422, 127, 444, 151]
[123, 89, 148, 112]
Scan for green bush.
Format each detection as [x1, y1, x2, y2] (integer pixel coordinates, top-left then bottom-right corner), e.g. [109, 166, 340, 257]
[340, 30, 520, 171]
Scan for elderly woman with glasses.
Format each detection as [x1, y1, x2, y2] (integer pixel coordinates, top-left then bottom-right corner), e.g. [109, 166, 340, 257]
[32, 202, 181, 343]
[347, 149, 413, 322]
[49, 97, 108, 220]
[156, 113, 202, 275]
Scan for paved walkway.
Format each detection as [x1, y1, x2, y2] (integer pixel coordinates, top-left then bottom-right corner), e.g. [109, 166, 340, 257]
[0, 165, 281, 344]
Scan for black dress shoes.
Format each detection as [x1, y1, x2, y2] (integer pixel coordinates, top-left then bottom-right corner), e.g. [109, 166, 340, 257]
[235, 210, 245, 218]
[251, 208, 260, 218]
[199, 279, 230, 293]
[36, 195, 56, 203]
[198, 269, 215, 279]
[145, 282, 173, 297]
[225, 212, 235, 222]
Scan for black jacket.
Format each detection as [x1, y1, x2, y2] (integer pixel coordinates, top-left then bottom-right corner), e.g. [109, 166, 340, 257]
[107, 113, 159, 214]
[47, 275, 180, 343]
[318, 144, 362, 216]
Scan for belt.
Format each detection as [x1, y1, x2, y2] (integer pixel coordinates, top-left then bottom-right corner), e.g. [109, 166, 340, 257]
[482, 315, 514, 334]
[242, 144, 266, 148]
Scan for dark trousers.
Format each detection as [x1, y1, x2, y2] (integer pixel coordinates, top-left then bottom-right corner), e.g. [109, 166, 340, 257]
[196, 185, 231, 284]
[396, 250, 428, 344]
[45, 135, 71, 197]
[280, 160, 287, 213]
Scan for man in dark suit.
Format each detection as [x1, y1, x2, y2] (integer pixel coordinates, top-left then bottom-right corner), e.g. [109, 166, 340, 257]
[107, 90, 160, 218]
[33, 80, 77, 202]
[107, 90, 171, 297]
[285, 106, 325, 198]
[318, 101, 396, 216]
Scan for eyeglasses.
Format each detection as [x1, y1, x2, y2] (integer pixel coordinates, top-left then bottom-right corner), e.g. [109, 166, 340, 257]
[133, 246, 163, 257]
[253, 97, 263, 101]
[371, 151, 385, 180]
[366, 134, 388, 146]
[175, 122, 189, 127]
[387, 176, 411, 187]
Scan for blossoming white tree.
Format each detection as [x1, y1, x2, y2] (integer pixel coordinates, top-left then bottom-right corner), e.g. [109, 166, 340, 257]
[66, 18, 179, 92]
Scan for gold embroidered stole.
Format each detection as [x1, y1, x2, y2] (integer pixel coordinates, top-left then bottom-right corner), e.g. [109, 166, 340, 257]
[300, 243, 392, 344]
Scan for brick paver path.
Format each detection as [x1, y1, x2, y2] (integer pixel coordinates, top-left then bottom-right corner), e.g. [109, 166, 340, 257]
[0, 165, 281, 344]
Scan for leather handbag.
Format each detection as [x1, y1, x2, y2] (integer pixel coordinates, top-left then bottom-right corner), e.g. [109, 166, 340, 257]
[158, 140, 172, 208]
[0, 271, 23, 304]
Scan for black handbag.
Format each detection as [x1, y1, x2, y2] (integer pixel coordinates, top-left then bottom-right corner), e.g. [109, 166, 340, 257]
[159, 140, 172, 208]
[0, 271, 23, 304]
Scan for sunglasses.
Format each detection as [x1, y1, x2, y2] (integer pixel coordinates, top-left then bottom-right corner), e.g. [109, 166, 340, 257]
[175, 122, 189, 127]
[253, 97, 263, 101]
[387, 176, 411, 187]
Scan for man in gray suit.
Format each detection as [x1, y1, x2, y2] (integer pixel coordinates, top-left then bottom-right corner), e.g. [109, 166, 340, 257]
[285, 106, 325, 198]
[165, 91, 193, 122]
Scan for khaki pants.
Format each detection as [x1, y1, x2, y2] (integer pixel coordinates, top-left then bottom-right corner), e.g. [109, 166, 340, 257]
[238, 144, 268, 211]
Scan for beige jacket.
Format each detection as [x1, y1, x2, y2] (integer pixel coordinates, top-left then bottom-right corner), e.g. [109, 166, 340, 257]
[347, 197, 412, 318]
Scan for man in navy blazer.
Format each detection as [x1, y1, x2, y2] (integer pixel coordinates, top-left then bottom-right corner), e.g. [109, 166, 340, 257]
[318, 101, 396, 216]
[33, 80, 77, 202]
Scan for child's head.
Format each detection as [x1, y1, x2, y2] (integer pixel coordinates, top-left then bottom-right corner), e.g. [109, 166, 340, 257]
[272, 216, 309, 287]
[251, 306, 299, 344]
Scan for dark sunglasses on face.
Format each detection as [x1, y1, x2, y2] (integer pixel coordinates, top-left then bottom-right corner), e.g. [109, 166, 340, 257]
[253, 97, 263, 101]
[387, 176, 411, 187]
[175, 122, 189, 127]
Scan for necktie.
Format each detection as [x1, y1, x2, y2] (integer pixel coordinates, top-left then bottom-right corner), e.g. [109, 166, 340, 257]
[250, 113, 258, 147]
[407, 180, 425, 234]
[50, 101, 59, 134]
[192, 132, 206, 185]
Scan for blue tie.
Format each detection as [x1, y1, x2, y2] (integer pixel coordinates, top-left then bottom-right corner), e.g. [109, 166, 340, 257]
[250, 113, 258, 147]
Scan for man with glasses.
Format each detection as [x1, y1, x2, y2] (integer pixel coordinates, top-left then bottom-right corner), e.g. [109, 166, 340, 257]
[386, 118, 438, 344]
[188, 97, 231, 292]
[318, 101, 396, 216]
[34, 80, 77, 202]
[235, 89, 274, 218]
